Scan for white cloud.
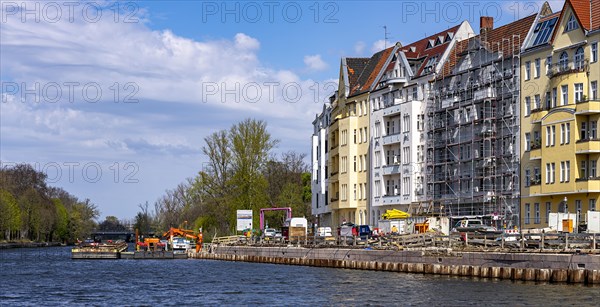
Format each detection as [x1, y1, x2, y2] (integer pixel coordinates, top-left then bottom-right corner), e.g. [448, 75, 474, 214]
[0, 3, 329, 218]
[371, 39, 393, 53]
[303, 54, 328, 71]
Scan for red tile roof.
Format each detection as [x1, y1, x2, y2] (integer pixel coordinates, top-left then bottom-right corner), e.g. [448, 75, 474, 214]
[351, 46, 395, 96]
[592, 0, 600, 31]
[399, 24, 462, 77]
[438, 14, 536, 79]
[568, 0, 591, 30]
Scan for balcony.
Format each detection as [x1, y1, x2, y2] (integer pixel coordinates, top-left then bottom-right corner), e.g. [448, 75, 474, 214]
[575, 178, 600, 192]
[382, 133, 402, 145]
[386, 76, 408, 85]
[382, 164, 400, 175]
[575, 99, 600, 115]
[473, 87, 497, 101]
[530, 109, 547, 124]
[548, 60, 589, 79]
[575, 139, 600, 154]
[382, 194, 402, 205]
[529, 147, 542, 160]
[383, 104, 402, 116]
[441, 96, 459, 108]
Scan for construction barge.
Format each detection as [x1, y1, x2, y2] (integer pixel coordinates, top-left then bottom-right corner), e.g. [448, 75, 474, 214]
[71, 241, 129, 259]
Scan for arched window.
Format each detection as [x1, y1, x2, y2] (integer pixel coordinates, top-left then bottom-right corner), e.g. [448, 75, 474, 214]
[574, 47, 585, 70]
[559, 51, 569, 71]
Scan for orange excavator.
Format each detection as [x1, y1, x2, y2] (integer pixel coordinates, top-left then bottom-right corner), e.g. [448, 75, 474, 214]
[162, 227, 203, 253]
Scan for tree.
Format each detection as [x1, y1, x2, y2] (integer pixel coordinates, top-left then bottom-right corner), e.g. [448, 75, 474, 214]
[53, 199, 69, 243]
[98, 216, 127, 232]
[0, 189, 21, 240]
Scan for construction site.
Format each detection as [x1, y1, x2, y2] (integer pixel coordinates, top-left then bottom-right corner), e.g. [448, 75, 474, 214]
[426, 16, 533, 228]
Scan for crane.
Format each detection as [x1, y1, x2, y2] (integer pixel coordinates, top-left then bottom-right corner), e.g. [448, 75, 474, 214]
[162, 227, 203, 253]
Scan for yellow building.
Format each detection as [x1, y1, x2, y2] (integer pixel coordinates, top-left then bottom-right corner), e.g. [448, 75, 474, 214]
[328, 50, 393, 225]
[521, 0, 600, 229]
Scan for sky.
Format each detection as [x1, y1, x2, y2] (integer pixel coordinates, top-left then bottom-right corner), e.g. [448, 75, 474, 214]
[0, 0, 564, 220]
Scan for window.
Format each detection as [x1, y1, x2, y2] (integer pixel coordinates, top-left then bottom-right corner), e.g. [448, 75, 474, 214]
[565, 14, 578, 32]
[575, 83, 584, 102]
[592, 42, 598, 63]
[561, 85, 568, 106]
[525, 133, 531, 151]
[552, 87, 557, 107]
[566, 161, 570, 182]
[534, 203, 540, 224]
[545, 91, 551, 109]
[534, 94, 541, 110]
[374, 180, 381, 197]
[534, 58, 540, 78]
[590, 199, 597, 211]
[551, 125, 556, 146]
[574, 47, 585, 70]
[525, 61, 531, 80]
[545, 163, 551, 184]
[374, 151, 381, 168]
[566, 123, 570, 144]
[534, 167, 541, 183]
[358, 128, 363, 143]
[374, 121, 381, 138]
[591, 160, 597, 178]
[402, 177, 410, 196]
[353, 184, 357, 200]
[591, 121, 598, 139]
[559, 51, 569, 71]
[581, 160, 587, 179]
[560, 124, 565, 144]
[592, 81, 598, 100]
[353, 156, 357, 172]
[403, 115, 410, 132]
[560, 161, 565, 182]
[403, 147, 410, 164]
[546, 202, 551, 223]
[546, 56, 552, 74]
[525, 96, 531, 115]
[412, 87, 418, 100]
[551, 163, 555, 183]
[581, 122, 587, 140]
[525, 169, 531, 187]
[341, 184, 347, 201]
[545, 126, 551, 147]
[353, 129, 357, 144]
[341, 130, 347, 146]
[525, 203, 531, 224]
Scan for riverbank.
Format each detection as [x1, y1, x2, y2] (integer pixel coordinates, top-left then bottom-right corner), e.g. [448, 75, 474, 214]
[189, 246, 600, 284]
[0, 241, 63, 249]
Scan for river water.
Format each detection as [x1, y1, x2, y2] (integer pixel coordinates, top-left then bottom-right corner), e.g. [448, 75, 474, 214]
[1, 247, 598, 306]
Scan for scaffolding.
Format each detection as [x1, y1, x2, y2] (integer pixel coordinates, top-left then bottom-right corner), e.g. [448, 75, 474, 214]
[426, 33, 521, 227]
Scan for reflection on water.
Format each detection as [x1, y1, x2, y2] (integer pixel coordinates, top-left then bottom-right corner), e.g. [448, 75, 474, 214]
[1, 247, 598, 306]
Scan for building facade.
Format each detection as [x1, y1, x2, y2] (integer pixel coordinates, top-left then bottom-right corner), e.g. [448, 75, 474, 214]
[311, 102, 332, 227]
[520, 0, 600, 229]
[428, 15, 535, 228]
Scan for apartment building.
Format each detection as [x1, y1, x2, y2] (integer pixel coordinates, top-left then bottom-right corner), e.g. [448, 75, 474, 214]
[369, 23, 474, 227]
[520, 0, 600, 229]
[311, 102, 332, 227]
[428, 15, 536, 228]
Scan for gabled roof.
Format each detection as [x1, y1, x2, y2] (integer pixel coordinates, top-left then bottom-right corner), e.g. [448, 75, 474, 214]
[438, 14, 536, 78]
[344, 57, 369, 94]
[399, 24, 462, 78]
[567, 0, 591, 30]
[350, 46, 396, 96]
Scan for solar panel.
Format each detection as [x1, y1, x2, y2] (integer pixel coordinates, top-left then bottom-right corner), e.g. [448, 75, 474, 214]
[532, 17, 559, 47]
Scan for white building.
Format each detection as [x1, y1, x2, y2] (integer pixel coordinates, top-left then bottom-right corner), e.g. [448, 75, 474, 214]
[311, 100, 333, 227]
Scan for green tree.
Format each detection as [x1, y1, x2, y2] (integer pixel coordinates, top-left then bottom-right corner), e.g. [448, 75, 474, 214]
[53, 198, 69, 243]
[0, 189, 21, 240]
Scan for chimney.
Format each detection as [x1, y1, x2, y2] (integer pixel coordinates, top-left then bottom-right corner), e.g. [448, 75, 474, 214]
[480, 16, 494, 34]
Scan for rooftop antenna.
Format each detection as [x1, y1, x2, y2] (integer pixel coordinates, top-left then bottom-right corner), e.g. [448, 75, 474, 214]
[383, 25, 390, 49]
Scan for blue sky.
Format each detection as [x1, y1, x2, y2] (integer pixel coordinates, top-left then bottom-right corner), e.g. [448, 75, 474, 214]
[0, 0, 563, 220]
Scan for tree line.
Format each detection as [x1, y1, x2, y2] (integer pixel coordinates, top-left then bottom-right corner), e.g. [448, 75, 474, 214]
[0, 163, 99, 243]
[135, 118, 311, 239]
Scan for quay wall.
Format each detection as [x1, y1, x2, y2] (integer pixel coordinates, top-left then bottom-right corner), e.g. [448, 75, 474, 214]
[189, 246, 600, 284]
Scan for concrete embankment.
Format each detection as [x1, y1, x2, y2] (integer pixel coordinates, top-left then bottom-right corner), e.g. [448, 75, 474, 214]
[190, 246, 600, 284]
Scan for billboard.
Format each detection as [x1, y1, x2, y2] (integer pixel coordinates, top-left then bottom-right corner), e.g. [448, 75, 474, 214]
[236, 210, 253, 231]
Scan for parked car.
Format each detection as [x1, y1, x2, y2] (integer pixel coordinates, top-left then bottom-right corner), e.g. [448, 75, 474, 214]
[263, 228, 277, 238]
[316, 227, 332, 237]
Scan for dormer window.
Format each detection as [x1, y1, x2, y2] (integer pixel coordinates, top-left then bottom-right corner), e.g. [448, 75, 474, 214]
[565, 14, 578, 32]
[445, 32, 454, 42]
[427, 40, 434, 49]
[436, 36, 443, 45]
